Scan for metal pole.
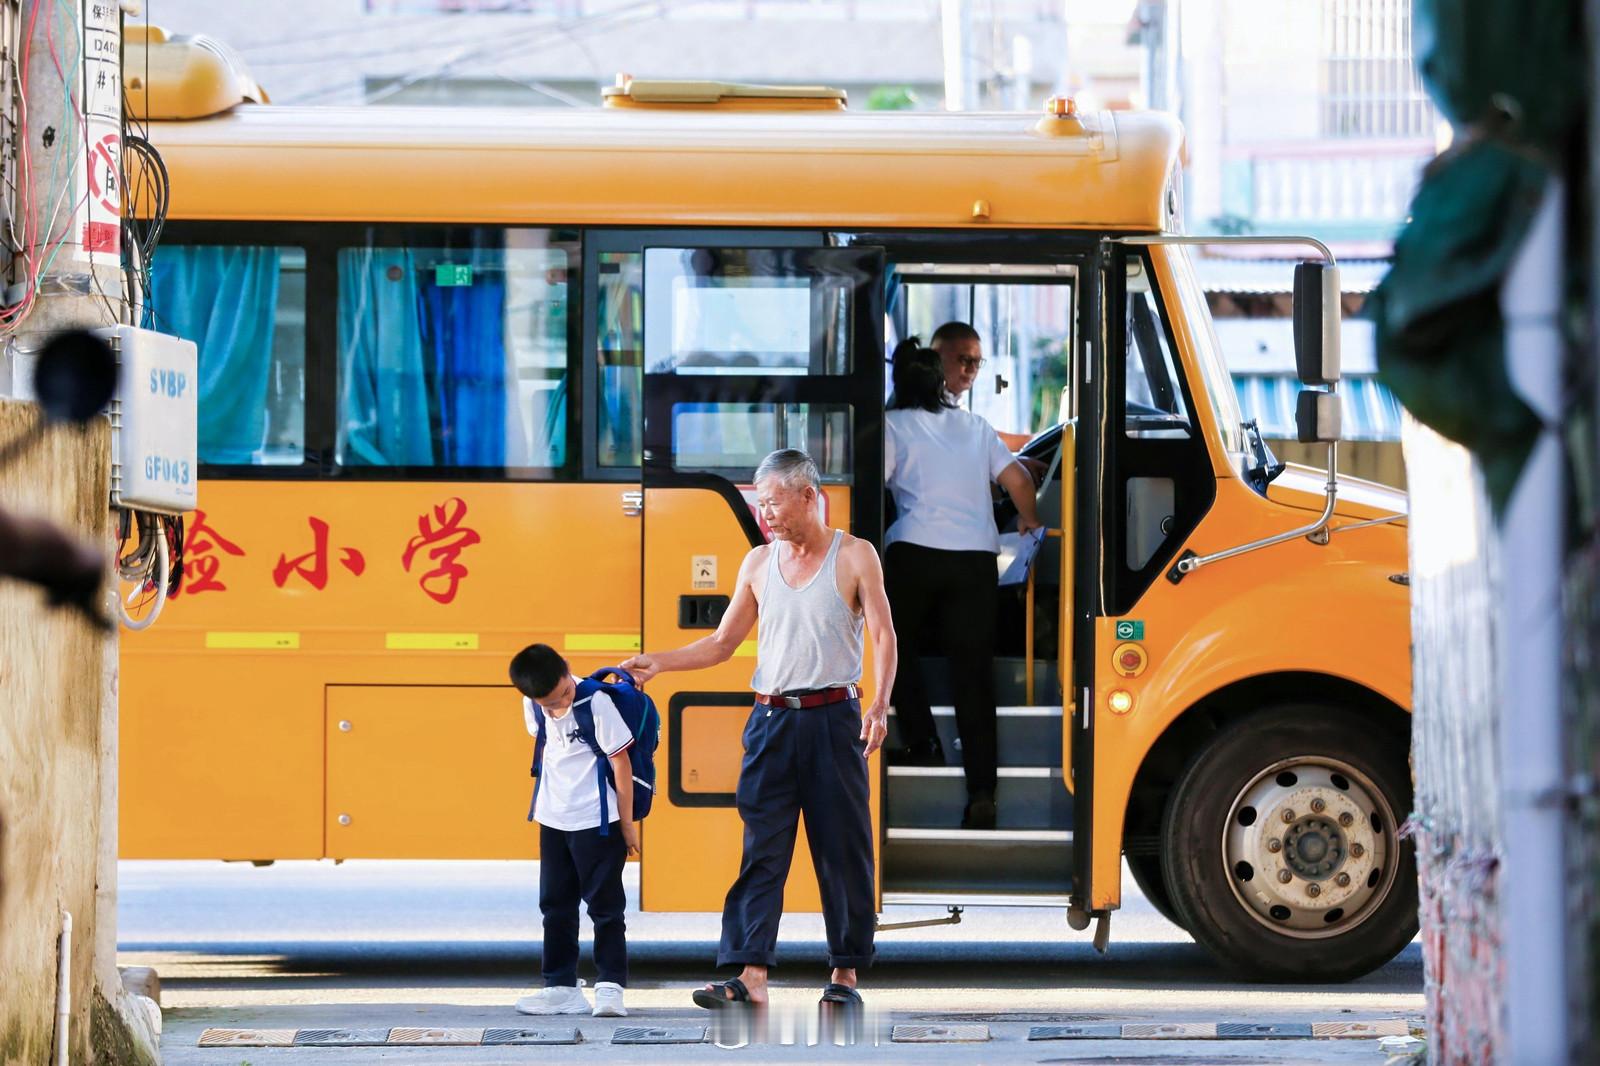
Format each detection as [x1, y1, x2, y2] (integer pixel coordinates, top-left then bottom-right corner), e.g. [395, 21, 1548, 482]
[1497, 176, 1569, 1065]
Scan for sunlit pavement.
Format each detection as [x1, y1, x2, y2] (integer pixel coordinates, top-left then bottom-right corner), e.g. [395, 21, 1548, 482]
[119, 859, 1422, 1063]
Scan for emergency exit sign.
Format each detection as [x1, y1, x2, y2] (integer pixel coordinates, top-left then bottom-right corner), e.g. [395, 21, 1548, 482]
[435, 264, 473, 286]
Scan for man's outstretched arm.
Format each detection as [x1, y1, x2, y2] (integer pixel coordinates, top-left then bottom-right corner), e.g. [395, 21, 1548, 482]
[622, 548, 761, 684]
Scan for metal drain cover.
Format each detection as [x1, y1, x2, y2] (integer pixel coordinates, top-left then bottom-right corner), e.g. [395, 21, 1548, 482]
[1029, 1023, 1124, 1040]
[891, 1024, 990, 1043]
[482, 1027, 582, 1045]
[611, 1026, 707, 1044]
[291, 1028, 392, 1046]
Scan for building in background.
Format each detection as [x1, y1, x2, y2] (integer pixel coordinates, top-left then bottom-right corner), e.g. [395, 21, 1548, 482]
[132, 0, 1419, 478]
[1134, 0, 1434, 466]
[135, 0, 1142, 112]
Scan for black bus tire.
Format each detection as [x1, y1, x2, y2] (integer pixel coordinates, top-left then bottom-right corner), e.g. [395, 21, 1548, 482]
[1127, 852, 1186, 931]
[1160, 704, 1417, 982]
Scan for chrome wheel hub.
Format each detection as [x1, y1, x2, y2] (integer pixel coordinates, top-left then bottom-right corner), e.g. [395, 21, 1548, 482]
[1222, 757, 1396, 939]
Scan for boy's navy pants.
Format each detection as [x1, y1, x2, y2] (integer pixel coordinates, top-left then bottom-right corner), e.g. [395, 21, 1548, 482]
[539, 822, 627, 987]
[717, 697, 876, 971]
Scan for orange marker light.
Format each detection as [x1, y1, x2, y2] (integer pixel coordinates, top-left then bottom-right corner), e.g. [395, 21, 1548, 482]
[1045, 96, 1078, 118]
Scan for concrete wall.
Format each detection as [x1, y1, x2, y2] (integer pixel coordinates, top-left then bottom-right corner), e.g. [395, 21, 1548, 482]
[0, 400, 155, 1065]
[1401, 417, 1503, 1063]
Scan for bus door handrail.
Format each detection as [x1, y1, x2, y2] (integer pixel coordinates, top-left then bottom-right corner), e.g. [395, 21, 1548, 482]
[1024, 526, 1070, 707]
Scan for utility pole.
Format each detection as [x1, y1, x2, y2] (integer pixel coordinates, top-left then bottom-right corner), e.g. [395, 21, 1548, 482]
[0, 3, 155, 1064]
[15, 0, 122, 340]
[940, 0, 976, 111]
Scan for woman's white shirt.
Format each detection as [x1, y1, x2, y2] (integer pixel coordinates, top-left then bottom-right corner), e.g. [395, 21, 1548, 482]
[884, 405, 1017, 554]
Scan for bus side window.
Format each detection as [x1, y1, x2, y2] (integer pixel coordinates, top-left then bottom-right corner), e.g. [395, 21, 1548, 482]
[148, 244, 306, 466]
[335, 229, 573, 471]
[595, 251, 644, 469]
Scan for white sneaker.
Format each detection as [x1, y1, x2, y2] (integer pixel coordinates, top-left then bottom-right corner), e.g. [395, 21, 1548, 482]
[592, 981, 627, 1018]
[514, 983, 590, 1015]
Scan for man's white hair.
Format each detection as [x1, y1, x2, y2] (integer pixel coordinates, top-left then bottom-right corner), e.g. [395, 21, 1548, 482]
[753, 449, 820, 492]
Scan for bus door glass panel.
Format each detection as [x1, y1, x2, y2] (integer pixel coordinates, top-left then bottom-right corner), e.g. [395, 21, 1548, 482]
[893, 271, 1076, 443]
[639, 245, 883, 912]
[1108, 251, 1215, 615]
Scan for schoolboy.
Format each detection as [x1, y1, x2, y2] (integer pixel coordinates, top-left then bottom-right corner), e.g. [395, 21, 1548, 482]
[509, 643, 641, 1017]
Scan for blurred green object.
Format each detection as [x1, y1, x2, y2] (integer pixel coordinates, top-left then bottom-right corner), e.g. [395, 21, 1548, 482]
[1370, 0, 1584, 513]
[866, 86, 917, 111]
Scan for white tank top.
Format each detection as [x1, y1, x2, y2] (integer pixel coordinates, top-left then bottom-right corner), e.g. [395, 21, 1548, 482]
[749, 530, 865, 695]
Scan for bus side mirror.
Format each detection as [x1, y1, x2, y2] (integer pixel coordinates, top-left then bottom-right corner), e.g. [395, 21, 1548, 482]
[1296, 389, 1342, 443]
[1292, 262, 1341, 386]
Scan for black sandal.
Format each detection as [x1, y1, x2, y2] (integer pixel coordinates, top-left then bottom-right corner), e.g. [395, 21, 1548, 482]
[819, 982, 863, 1007]
[692, 977, 753, 1010]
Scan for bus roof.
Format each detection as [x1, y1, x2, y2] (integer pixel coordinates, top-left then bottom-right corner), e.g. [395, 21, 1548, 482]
[147, 105, 1182, 232]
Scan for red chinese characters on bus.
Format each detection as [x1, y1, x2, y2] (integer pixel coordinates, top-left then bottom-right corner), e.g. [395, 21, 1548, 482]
[401, 497, 481, 605]
[178, 509, 246, 596]
[273, 517, 367, 591]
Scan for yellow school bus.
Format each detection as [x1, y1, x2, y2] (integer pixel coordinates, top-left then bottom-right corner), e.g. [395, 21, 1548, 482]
[120, 31, 1414, 981]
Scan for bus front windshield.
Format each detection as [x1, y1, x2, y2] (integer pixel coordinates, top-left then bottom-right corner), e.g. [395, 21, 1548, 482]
[1167, 245, 1246, 459]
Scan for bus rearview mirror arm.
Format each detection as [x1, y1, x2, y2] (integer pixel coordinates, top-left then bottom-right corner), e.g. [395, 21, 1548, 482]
[1114, 236, 1342, 583]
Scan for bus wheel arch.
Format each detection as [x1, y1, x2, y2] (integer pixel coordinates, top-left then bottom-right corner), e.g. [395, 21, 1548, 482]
[1121, 673, 1411, 966]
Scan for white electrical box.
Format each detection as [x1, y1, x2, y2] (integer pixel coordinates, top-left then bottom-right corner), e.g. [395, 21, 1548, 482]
[107, 325, 198, 515]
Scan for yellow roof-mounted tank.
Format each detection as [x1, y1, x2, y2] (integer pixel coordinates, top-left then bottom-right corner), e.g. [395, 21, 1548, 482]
[124, 25, 268, 121]
[602, 77, 846, 111]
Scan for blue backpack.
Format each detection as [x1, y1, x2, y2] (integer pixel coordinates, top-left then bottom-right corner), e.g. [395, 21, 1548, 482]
[527, 667, 659, 836]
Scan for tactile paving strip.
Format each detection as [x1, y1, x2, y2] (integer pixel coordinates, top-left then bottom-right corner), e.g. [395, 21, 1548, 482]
[1121, 1022, 1219, 1039]
[386, 1027, 483, 1045]
[1312, 1020, 1410, 1038]
[197, 1029, 297, 1048]
[199, 1016, 1419, 1047]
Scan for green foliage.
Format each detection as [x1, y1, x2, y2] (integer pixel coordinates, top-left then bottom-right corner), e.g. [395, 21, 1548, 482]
[865, 86, 917, 111]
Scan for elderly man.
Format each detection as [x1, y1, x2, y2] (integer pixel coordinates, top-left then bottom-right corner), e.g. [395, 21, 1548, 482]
[622, 448, 896, 1011]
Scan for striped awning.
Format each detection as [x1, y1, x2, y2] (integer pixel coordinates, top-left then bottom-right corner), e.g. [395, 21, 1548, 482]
[1233, 375, 1403, 442]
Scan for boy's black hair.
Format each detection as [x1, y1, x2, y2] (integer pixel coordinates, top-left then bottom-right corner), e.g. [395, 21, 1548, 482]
[509, 643, 568, 700]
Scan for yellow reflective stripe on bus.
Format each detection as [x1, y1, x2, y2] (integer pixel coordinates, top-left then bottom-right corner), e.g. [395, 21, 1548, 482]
[205, 632, 299, 649]
[564, 634, 642, 652]
[385, 633, 478, 650]
[734, 641, 757, 657]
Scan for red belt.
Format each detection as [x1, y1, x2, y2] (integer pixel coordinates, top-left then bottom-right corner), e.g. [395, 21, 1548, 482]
[754, 684, 861, 709]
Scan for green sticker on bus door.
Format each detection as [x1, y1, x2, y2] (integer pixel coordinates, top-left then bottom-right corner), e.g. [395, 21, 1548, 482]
[1115, 620, 1145, 641]
[435, 264, 473, 287]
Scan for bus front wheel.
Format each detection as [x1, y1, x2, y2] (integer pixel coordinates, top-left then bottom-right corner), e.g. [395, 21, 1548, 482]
[1160, 705, 1417, 981]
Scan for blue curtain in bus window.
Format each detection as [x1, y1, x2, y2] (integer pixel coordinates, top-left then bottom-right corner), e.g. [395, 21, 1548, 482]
[338, 248, 435, 466]
[149, 245, 279, 464]
[418, 276, 507, 466]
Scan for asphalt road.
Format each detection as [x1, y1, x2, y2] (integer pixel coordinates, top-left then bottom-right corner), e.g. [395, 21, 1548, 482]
[118, 860, 1424, 1064]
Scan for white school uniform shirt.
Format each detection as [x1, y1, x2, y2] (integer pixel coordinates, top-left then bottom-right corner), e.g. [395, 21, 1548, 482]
[884, 405, 1018, 554]
[523, 679, 634, 831]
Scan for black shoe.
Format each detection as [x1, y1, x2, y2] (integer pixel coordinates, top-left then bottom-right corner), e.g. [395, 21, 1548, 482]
[961, 791, 997, 830]
[885, 737, 945, 766]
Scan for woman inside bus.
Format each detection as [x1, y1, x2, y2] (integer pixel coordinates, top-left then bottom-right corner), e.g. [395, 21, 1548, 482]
[882, 338, 1043, 830]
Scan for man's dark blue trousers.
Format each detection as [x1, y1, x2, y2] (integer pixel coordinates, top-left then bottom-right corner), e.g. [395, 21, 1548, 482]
[539, 822, 628, 987]
[717, 697, 876, 970]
